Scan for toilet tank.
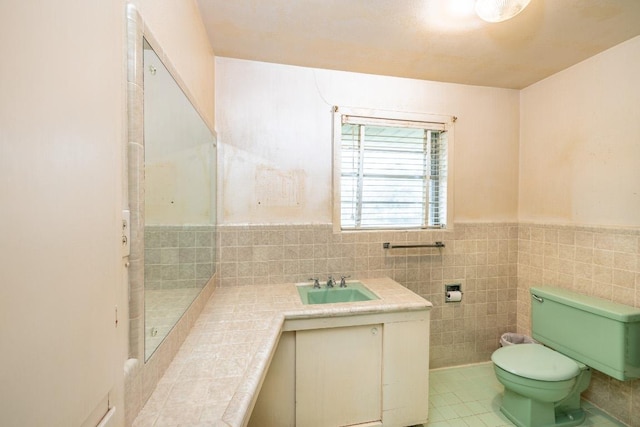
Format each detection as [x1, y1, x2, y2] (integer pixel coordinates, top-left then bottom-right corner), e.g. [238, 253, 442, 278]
[530, 286, 640, 381]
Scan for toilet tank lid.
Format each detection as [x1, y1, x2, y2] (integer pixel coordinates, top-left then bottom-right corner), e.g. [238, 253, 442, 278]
[492, 344, 581, 381]
[531, 287, 640, 322]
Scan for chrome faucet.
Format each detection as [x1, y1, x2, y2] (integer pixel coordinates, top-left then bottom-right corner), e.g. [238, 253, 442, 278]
[326, 275, 336, 288]
[309, 277, 321, 289]
[339, 275, 350, 287]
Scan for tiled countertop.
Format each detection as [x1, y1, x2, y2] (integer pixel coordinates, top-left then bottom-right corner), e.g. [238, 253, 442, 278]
[132, 277, 432, 427]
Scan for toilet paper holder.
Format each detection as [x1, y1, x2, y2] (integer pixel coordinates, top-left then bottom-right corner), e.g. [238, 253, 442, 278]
[445, 284, 463, 303]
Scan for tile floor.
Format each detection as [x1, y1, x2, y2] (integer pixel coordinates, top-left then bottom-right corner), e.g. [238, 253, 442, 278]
[422, 363, 626, 427]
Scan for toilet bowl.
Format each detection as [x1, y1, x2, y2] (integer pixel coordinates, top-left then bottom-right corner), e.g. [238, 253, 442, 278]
[492, 286, 640, 427]
[492, 344, 590, 427]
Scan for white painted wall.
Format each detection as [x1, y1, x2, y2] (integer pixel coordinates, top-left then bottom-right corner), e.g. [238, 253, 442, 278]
[0, 1, 125, 425]
[215, 58, 520, 225]
[519, 36, 640, 227]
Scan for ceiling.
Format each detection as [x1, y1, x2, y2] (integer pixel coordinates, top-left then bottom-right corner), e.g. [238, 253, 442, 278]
[196, 0, 640, 89]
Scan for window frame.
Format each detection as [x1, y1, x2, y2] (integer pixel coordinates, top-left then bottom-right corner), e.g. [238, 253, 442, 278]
[332, 106, 455, 232]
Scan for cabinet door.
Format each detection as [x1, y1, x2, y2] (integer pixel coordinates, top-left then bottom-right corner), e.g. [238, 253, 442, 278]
[296, 324, 382, 427]
[382, 318, 430, 426]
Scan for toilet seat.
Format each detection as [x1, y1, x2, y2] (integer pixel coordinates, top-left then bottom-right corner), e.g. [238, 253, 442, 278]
[492, 344, 581, 381]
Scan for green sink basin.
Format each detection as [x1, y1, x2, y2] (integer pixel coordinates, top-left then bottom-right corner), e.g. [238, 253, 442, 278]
[297, 281, 379, 305]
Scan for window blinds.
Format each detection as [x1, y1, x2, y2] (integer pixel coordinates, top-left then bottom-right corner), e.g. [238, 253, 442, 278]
[340, 117, 447, 230]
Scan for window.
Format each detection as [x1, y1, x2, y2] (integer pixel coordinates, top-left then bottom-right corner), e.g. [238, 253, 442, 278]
[333, 108, 453, 230]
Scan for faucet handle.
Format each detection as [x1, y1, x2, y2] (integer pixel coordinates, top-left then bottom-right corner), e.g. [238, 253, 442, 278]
[309, 277, 321, 289]
[339, 275, 351, 287]
[326, 275, 336, 288]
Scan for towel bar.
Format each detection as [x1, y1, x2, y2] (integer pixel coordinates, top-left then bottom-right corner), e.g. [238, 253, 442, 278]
[383, 241, 445, 249]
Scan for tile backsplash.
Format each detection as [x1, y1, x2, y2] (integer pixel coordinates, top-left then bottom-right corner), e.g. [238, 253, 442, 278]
[145, 225, 216, 290]
[216, 222, 519, 368]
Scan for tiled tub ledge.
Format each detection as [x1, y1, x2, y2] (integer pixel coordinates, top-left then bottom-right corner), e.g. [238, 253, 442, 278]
[132, 277, 432, 427]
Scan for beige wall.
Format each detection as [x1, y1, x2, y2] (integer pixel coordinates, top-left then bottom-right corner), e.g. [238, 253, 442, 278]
[517, 37, 640, 425]
[133, 0, 215, 129]
[519, 36, 640, 227]
[215, 58, 520, 225]
[0, 1, 215, 425]
[0, 0, 126, 425]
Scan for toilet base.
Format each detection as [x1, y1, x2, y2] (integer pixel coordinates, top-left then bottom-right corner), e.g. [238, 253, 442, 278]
[500, 389, 586, 427]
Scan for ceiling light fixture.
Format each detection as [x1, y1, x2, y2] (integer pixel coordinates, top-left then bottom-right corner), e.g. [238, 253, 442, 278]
[475, 0, 531, 22]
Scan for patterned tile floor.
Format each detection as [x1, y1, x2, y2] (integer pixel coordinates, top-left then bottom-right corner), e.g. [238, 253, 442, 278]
[422, 362, 626, 427]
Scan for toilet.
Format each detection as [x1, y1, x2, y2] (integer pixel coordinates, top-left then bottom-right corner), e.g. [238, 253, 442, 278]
[491, 286, 640, 427]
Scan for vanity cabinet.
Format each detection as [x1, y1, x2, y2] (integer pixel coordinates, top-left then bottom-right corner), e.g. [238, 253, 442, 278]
[296, 324, 383, 426]
[248, 309, 430, 427]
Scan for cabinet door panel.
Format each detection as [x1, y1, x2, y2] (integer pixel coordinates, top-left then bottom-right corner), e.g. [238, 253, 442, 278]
[383, 319, 430, 425]
[296, 324, 382, 427]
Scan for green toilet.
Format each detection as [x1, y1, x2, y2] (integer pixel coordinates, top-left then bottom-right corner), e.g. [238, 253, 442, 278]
[491, 286, 640, 427]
